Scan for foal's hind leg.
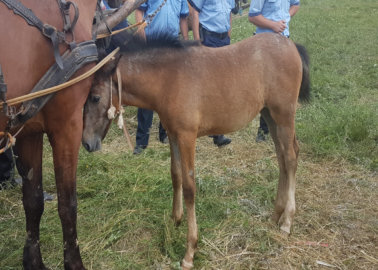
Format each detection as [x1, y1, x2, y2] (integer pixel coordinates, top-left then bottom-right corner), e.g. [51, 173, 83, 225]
[261, 109, 298, 234]
[14, 133, 47, 270]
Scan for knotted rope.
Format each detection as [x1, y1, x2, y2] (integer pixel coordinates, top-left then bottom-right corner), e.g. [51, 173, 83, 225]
[106, 67, 133, 150]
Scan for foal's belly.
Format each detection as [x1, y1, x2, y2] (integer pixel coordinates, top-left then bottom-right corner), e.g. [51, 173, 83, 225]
[197, 106, 260, 137]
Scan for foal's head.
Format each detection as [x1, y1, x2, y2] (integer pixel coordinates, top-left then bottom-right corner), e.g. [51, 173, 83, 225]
[82, 56, 120, 152]
[82, 34, 199, 152]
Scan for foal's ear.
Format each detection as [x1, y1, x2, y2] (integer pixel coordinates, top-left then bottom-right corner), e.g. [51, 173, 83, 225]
[102, 53, 122, 76]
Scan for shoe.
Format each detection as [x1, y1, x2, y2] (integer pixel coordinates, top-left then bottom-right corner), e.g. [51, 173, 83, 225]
[256, 128, 267, 142]
[133, 145, 146, 155]
[213, 135, 232, 147]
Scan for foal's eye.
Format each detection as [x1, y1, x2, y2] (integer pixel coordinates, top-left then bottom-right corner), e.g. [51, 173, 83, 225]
[90, 95, 101, 103]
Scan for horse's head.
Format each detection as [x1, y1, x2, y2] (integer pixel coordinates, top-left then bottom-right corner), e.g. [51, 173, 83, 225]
[82, 56, 121, 152]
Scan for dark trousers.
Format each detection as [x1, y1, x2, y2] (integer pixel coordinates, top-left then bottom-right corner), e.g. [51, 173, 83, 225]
[136, 108, 166, 147]
[259, 116, 269, 134]
[0, 148, 14, 185]
[200, 25, 230, 47]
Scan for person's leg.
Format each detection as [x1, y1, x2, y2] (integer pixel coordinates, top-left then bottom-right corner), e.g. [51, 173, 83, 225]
[135, 108, 153, 154]
[256, 115, 269, 142]
[202, 34, 232, 147]
[0, 147, 15, 189]
[159, 122, 168, 143]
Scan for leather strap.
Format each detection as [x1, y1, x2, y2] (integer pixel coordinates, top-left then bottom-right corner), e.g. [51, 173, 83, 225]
[0, 0, 74, 69]
[57, 0, 79, 33]
[11, 41, 98, 127]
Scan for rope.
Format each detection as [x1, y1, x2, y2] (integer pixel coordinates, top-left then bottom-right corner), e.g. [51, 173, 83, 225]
[96, 21, 146, 39]
[106, 67, 133, 150]
[0, 131, 14, 154]
[116, 67, 133, 150]
[107, 75, 116, 119]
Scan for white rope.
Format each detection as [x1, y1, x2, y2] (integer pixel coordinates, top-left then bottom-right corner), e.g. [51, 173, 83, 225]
[107, 75, 116, 119]
[116, 67, 124, 129]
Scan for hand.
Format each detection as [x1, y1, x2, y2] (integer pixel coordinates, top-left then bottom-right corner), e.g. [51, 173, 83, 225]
[272, 20, 286, 34]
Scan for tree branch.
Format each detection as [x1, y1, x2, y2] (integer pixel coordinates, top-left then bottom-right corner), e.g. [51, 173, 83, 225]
[97, 0, 147, 35]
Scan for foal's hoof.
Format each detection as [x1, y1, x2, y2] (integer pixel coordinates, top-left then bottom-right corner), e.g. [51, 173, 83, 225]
[181, 259, 194, 270]
[272, 211, 292, 235]
[174, 219, 182, 227]
[279, 224, 291, 235]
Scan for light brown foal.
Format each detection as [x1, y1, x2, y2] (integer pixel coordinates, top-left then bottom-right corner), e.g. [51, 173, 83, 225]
[82, 33, 310, 269]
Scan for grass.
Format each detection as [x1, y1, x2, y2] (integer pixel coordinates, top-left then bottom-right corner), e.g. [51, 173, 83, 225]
[1, 0, 377, 269]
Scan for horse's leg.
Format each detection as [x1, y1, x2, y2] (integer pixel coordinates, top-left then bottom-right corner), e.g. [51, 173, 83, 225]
[169, 137, 183, 225]
[261, 109, 298, 234]
[174, 133, 197, 270]
[47, 123, 85, 270]
[14, 132, 47, 270]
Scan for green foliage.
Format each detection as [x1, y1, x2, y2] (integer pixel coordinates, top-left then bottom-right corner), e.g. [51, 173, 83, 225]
[291, 0, 378, 170]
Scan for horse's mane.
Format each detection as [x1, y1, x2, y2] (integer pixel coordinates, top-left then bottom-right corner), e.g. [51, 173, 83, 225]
[118, 31, 200, 54]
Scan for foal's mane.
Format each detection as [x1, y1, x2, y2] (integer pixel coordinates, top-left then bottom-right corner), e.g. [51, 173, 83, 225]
[119, 31, 200, 55]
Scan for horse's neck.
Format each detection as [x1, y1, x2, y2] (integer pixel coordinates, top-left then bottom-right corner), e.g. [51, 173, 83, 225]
[120, 56, 165, 111]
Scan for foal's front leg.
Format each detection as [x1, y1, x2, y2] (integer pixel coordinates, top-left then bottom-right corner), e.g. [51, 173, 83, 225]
[173, 134, 198, 270]
[169, 138, 183, 225]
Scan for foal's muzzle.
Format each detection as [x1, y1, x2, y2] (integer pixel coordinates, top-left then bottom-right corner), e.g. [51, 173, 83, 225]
[82, 137, 101, 152]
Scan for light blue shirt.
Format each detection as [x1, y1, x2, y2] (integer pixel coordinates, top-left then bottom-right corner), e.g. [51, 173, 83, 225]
[189, 0, 235, 33]
[249, 0, 300, 37]
[139, 0, 189, 38]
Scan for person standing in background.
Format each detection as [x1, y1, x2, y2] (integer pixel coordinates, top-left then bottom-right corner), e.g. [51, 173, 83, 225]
[133, 0, 189, 155]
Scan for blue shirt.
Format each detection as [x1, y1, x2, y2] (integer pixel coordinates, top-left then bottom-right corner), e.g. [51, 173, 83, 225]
[139, 0, 189, 38]
[189, 0, 235, 33]
[249, 0, 299, 37]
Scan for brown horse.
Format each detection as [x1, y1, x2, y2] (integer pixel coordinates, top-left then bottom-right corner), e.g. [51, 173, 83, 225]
[0, 0, 138, 268]
[82, 33, 310, 269]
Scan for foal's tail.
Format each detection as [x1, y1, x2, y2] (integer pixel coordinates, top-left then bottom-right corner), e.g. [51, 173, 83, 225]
[295, 43, 311, 103]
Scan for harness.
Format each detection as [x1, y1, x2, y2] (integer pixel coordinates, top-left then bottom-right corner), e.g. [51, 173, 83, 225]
[0, 0, 164, 153]
[0, 0, 98, 128]
[1, 0, 79, 69]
